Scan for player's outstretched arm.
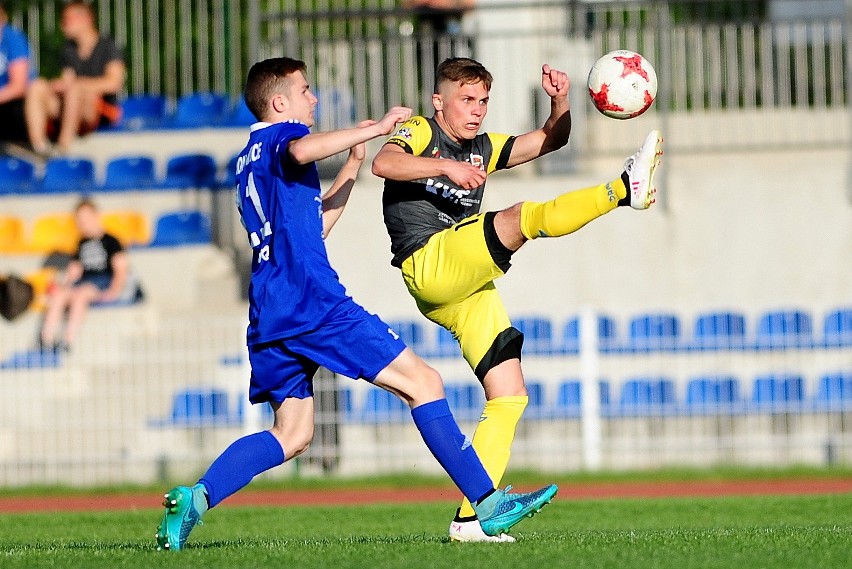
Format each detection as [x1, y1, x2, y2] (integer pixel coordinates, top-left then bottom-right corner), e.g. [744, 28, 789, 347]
[504, 64, 571, 168]
[321, 120, 373, 237]
[288, 106, 412, 165]
[372, 143, 487, 190]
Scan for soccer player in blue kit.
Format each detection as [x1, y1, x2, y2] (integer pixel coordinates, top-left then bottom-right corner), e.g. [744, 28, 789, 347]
[155, 57, 558, 551]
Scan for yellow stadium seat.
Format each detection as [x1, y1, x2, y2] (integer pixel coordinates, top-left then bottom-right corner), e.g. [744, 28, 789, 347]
[0, 215, 27, 253]
[101, 210, 151, 247]
[23, 267, 59, 311]
[28, 213, 80, 255]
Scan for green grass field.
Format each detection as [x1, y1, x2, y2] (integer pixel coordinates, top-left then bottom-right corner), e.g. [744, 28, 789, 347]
[1, 491, 850, 568]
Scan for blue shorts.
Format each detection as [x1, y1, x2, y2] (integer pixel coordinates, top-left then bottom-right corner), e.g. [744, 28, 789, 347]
[74, 274, 112, 291]
[248, 300, 407, 404]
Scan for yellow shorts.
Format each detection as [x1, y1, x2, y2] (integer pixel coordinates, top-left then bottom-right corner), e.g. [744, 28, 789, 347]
[400, 214, 521, 378]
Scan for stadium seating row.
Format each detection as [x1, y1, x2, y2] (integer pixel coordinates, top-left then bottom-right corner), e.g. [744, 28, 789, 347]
[152, 370, 852, 427]
[0, 209, 211, 254]
[108, 92, 255, 131]
[106, 90, 353, 132]
[0, 153, 232, 194]
[386, 309, 852, 355]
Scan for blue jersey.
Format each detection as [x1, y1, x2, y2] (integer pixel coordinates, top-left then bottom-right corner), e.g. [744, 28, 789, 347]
[0, 23, 34, 87]
[235, 121, 351, 345]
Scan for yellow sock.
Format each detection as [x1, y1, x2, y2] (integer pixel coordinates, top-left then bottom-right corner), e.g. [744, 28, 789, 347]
[458, 395, 528, 519]
[519, 178, 626, 240]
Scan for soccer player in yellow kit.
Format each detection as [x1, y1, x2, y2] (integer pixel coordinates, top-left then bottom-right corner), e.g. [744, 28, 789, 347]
[372, 57, 662, 542]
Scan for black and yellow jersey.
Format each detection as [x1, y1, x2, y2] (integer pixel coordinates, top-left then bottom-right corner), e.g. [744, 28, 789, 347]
[381, 115, 516, 267]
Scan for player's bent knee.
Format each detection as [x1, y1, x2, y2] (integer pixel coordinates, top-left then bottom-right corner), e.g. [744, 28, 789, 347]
[268, 425, 313, 459]
[474, 328, 524, 381]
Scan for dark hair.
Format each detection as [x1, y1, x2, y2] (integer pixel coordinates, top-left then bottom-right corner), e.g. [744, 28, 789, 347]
[75, 197, 98, 213]
[244, 57, 307, 121]
[435, 57, 493, 94]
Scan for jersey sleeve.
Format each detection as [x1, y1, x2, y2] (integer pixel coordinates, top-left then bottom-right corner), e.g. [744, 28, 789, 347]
[384, 116, 433, 156]
[486, 133, 516, 174]
[274, 121, 311, 168]
[103, 234, 124, 254]
[5, 28, 30, 62]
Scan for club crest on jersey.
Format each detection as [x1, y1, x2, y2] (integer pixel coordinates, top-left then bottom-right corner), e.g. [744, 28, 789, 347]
[395, 127, 413, 140]
[469, 154, 484, 170]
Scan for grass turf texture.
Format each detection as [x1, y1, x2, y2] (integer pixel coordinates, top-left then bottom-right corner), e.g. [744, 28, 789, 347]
[0, 493, 849, 568]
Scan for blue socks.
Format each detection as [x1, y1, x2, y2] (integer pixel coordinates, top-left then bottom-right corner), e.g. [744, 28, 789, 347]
[195, 400, 492, 509]
[411, 399, 494, 504]
[198, 430, 285, 508]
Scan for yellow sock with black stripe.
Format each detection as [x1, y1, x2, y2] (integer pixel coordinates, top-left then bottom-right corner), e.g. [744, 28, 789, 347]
[519, 178, 627, 240]
[457, 395, 528, 519]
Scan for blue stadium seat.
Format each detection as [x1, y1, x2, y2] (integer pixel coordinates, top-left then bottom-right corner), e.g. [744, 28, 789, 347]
[444, 382, 484, 422]
[167, 92, 228, 128]
[514, 316, 554, 354]
[359, 388, 409, 423]
[41, 157, 95, 193]
[385, 320, 428, 352]
[685, 375, 742, 413]
[219, 153, 240, 189]
[0, 156, 37, 194]
[113, 94, 168, 130]
[554, 380, 582, 418]
[755, 309, 814, 349]
[223, 97, 256, 127]
[160, 153, 218, 188]
[149, 210, 212, 247]
[553, 380, 613, 417]
[750, 373, 805, 412]
[562, 315, 617, 353]
[150, 388, 237, 427]
[101, 156, 157, 191]
[823, 308, 852, 348]
[337, 387, 354, 422]
[627, 313, 682, 352]
[813, 371, 852, 411]
[525, 380, 547, 419]
[618, 377, 677, 415]
[692, 311, 747, 350]
[0, 349, 62, 369]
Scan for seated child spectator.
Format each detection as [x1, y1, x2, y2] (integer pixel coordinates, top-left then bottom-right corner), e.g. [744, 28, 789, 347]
[40, 199, 131, 351]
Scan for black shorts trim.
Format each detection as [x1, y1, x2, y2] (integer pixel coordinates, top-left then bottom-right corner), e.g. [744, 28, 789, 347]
[473, 327, 523, 381]
[483, 211, 513, 273]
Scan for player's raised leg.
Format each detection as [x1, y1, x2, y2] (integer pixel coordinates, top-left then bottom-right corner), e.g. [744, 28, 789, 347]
[514, 129, 663, 242]
[155, 396, 311, 551]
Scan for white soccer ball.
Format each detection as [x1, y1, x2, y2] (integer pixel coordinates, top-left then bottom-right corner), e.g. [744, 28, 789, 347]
[587, 50, 658, 120]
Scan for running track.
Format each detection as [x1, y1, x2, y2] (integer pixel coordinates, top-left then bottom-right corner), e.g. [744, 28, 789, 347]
[2, 479, 851, 513]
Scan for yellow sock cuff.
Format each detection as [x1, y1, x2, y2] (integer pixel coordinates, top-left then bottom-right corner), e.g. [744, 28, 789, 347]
[458, 395, 528, 518]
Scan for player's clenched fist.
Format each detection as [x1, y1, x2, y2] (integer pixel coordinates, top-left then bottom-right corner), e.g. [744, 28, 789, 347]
[441, 160, 487, 190]
[376, 106, 413, 135]
[541, 64, 569, 99]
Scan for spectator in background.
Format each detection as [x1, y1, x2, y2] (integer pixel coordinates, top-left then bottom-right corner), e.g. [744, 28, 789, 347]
[40, 199, 129, 351]
[404, 0, 475, 36]
[0, 0, 34, 145]
[25, 1, 124, 156]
